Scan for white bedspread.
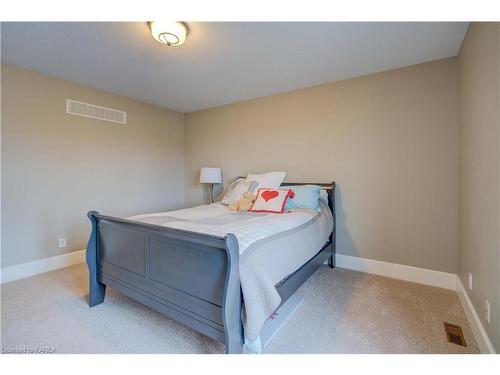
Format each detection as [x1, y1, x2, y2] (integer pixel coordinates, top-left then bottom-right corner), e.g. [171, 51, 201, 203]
[128, 202, 332, 341]
[130, 203, 317, 254]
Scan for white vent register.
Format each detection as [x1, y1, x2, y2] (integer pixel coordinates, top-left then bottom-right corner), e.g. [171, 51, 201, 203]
[66, 99, 127, 124]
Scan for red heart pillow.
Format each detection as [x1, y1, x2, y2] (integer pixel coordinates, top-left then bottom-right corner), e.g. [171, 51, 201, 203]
[249, 188, 294, 213]
[261, 190, 279, 202]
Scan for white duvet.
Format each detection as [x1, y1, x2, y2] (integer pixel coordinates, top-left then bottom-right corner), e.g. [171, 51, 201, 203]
[129, 203, 317, 255]
[128, 202, 332, 341]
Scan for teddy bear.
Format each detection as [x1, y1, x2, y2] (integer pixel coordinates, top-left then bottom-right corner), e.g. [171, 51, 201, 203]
[229, 191, 256, 212]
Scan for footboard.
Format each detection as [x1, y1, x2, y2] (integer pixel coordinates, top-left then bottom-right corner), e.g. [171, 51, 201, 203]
[86, 211, 243, 354]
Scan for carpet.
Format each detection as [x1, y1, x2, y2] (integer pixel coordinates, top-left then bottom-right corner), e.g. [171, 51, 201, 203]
[0, 263, 479, 354]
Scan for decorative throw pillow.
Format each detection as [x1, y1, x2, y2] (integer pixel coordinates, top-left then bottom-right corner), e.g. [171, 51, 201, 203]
[282, 185, 322, 212]
[221, 180, 258, 206]
[319, 188, 329, 205]
[249, 188, 294, 213]
[246, 171, 286, 191]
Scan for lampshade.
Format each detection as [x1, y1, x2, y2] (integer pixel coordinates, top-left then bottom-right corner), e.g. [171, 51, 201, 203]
[200, 167, 222, 184]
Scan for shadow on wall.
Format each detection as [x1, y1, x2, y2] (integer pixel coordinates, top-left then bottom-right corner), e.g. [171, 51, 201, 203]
[334, 184, 358, 260]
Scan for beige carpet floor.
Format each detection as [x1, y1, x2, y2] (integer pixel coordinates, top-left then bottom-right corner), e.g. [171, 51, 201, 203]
[1, 263, 479, 354]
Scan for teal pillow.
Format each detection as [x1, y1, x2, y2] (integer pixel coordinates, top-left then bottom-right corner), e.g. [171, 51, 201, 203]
[283, 185, 322, 212]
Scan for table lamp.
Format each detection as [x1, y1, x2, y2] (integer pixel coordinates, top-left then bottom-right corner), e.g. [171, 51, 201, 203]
[200, 167, 222, 203]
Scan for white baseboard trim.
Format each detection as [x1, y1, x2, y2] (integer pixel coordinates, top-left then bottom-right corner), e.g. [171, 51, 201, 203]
[1, 249, 86, 284]
[455, 276, 496, 354]
[335, 253, 457, 290]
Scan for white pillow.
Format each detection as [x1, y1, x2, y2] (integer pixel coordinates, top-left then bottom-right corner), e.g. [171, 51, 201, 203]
[221, 180, 257, 206]
[246, 171, 286, 190]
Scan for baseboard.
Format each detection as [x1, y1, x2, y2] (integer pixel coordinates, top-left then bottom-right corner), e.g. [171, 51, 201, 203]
[455, 276, 496, 354]
[1, 249, 86, 284]
[335, 253, 457, 290]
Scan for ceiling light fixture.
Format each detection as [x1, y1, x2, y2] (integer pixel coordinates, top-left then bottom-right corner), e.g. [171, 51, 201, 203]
[149, 21, 188, 46]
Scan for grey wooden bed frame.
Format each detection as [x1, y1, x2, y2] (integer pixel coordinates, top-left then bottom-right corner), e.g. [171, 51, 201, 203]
[86, 180, 336, 354]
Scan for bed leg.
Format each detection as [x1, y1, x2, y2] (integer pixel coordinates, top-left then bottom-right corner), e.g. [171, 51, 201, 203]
[328, 249, 336, 269]
[89, 279, 106, 307]
[87, 210, 106, 307]
[328, 255, 334, 269]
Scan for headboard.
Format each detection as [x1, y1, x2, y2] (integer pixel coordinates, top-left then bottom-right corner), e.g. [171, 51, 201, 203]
[235, 177, 335, 209]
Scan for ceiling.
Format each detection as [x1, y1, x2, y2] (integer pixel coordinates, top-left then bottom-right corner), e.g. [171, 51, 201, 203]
[1, 22, 468, 113]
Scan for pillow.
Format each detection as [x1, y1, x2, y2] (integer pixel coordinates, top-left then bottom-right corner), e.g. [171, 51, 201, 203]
[319, 188, 329, 205]
[246, 171, 286, 191]
[249, 188, 294, 213]
[221, 180, 258, 206]
[282, 185, 322, 212]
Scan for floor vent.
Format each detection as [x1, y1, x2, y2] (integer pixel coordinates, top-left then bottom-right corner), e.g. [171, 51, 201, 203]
[444, 322, 467, 347]
[66, 99, 127, 124]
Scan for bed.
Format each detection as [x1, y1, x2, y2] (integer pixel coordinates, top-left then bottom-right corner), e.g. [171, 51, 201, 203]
[86, 180, 336, 353]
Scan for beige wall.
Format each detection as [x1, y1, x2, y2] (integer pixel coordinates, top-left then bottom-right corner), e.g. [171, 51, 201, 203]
[1, 64, 185, 267]
[185, 58, 458, 273]
[2, 58, 462, 275]
[457, 23, 500, 352]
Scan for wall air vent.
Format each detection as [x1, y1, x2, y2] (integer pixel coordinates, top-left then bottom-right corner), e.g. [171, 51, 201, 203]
[66, 99, 127, 124]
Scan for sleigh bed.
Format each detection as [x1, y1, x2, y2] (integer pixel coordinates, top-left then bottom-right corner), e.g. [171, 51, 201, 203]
[86, 180, 336, 353]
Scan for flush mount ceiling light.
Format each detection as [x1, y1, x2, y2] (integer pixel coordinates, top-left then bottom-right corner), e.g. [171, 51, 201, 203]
[149, 21, 188, 46]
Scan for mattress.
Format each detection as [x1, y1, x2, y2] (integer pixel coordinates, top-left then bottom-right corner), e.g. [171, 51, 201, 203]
[128, 199, 333, 341]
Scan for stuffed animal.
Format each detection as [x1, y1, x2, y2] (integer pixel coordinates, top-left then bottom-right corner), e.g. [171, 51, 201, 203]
[229, 191, 256, 212]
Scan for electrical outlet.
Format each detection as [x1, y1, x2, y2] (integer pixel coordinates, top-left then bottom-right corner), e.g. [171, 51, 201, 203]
[58, 235, 67, 248]
[468, 272, 472, 290]
[485, 300, 491, 324]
